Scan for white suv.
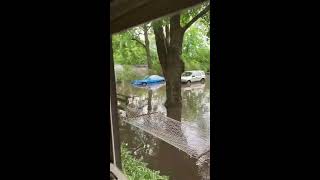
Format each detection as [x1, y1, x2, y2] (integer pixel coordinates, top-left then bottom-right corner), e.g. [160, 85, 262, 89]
[181, 70, 206, 86]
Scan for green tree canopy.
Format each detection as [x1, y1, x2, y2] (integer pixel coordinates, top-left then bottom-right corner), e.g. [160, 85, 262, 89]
[112, 2, 210, 72]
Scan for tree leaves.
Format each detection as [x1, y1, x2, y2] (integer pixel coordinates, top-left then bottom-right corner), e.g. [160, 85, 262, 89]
[112, 1, 211, 72]
[180, 1, 210, 28]
[112, 31, 147, 65]
[181, 24, 210, 72]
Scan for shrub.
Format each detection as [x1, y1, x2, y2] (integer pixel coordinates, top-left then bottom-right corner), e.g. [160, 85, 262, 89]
[116, 65, 144, 83]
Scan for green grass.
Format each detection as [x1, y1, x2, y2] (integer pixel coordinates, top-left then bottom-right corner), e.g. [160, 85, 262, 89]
[121, 143, 169, 180]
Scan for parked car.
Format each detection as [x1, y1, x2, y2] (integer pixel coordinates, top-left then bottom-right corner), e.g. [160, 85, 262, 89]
[132, 75, 165, 86]
[181, 70, 206, 86]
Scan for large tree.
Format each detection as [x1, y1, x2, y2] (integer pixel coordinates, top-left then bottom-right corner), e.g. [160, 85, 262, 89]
[152, 2, 210, 121]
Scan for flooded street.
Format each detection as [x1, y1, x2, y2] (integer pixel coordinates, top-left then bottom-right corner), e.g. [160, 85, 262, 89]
[117, 76, 210, 180]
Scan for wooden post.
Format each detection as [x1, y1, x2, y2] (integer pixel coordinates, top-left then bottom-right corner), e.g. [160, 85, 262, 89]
[110, 35, 122, 169]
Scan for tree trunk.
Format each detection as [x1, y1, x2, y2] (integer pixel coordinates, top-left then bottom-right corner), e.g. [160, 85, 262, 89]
[143, 24, 152, 74]
[153, 15, 185, 121]
[165, 49, 184, 121]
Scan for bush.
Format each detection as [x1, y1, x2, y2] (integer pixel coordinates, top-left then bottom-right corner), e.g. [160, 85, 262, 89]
[121, 144, 169, 180]
[184, 59, 210, 72]
[116, 65, 143, 83]
[185, 60, 200, 71]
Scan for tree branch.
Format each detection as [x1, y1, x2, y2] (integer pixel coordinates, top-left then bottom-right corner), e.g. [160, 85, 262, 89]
[131, 37, 146, 49]
[183, 5, 210, 31]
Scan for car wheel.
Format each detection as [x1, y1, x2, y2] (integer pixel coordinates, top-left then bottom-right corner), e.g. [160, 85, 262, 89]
[142, 82, 147, 86]
[200, 78, 205, 84]
[187, 81, 191, 87]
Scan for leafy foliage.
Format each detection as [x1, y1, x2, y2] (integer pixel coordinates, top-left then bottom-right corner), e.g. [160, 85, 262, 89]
[112, 2, 211, 73]
[182, 23, 210, 72]
[112, 32, 147, 65]
[180, 2, 210, 26]
[115, 65, 144, 83]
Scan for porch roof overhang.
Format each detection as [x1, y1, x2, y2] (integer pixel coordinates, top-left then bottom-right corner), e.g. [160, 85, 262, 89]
[111, 0, 206, 34]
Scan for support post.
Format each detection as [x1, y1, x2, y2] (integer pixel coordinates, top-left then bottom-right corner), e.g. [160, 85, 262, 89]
[110, 35, 122, 169]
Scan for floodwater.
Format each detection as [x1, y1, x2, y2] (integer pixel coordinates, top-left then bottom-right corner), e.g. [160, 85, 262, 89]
[116, 76, 210, 180]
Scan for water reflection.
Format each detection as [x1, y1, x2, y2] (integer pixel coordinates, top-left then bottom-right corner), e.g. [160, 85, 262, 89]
[117, 76, 210, 180]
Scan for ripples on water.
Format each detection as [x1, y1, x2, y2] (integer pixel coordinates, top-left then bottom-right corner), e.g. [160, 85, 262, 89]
[117, 76, 210, 180]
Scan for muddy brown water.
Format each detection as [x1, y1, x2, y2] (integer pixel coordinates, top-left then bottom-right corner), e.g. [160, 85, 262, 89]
[116, 76, 210, 180]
